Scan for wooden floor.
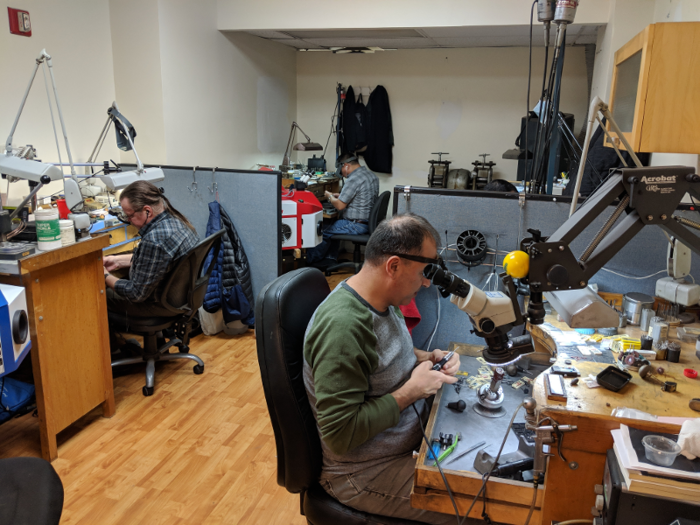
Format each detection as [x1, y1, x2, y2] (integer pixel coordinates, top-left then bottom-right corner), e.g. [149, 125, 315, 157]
[0, 269, 357, 524]
[0, 331, 307, 525]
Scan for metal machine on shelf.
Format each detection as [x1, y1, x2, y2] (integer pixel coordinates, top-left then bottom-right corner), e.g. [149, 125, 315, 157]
[427, 152, 451, 188]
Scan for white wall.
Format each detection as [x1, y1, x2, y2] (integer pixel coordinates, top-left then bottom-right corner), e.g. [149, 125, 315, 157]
[154, 0, 297, 170]
[109, 0, 167, 165]
[297, 46, 590, 195]
[0, 0, 118, 202]
[217, 0, 611, 30]
[590, 0, 656, 103]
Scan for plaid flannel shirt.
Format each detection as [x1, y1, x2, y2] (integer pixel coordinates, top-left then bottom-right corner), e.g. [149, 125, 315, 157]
[114, 211, 199, 303]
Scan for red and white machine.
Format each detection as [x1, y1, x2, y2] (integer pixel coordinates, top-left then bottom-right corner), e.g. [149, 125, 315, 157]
[281, 189, 323, 250]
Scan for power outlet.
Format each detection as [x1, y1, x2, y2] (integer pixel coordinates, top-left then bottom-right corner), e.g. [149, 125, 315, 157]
[8, 8, 32, 37]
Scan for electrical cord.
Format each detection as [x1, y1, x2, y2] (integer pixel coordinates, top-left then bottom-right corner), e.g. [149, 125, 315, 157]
[425, 285, 441, 352]
[523, 0, 537, 190]
[523, 475, 539, 525]
[528, 11, 551, 193]
[600, 268, 667, 280]
[425, 241, 458, 351]
[412, 403, 461, 525]
[323, 102, 340, 159]
[456, 402, 526, 525]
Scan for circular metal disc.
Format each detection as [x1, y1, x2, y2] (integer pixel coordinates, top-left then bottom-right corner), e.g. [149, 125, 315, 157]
[472, 403, 506, 418]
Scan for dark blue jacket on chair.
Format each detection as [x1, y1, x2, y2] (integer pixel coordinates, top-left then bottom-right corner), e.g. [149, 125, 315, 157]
[202, 201, 254, 327]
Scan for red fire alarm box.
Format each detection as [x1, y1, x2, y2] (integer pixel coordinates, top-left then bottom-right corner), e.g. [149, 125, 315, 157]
[8, 8, 31, 37]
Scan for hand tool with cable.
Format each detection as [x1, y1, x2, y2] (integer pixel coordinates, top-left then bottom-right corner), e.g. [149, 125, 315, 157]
[433, 350, 455, 371]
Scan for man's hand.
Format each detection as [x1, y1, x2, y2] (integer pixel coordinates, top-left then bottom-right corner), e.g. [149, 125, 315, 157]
[430, 349, 460, 376]
[391, 361, 457, 411]
[103, 254, 132, 273]
[103, 255, 121, 272]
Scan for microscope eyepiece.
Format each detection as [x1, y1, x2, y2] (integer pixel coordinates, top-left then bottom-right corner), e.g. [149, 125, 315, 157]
[424, 263, 470, 298]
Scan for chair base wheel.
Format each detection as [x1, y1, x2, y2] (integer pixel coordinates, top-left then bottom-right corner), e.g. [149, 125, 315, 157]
[142, 386, 154, 396]
[193, 364, 204, 374]
[178, 345, 190, 353]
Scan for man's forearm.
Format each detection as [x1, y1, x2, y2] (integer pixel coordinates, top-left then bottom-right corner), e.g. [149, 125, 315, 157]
[390, 381, 420, 411]
[104, 274, 118, 290]
[329, 195, 347, 211]
[119, 254, 133, 268]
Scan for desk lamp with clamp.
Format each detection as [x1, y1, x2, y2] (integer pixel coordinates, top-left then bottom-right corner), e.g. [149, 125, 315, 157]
[92, 102, 165, 192]
[1, 50, 83, 215]
[0, 49, 89, 260]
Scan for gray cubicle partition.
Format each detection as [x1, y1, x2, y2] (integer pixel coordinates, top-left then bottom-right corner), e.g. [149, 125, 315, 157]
[122, 164, 281, 302]
[393, 186, 700, 351]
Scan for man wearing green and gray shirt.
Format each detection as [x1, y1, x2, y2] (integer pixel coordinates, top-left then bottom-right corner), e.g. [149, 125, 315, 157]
[306, 154, 379, 266]
[303, 214, 461, 524]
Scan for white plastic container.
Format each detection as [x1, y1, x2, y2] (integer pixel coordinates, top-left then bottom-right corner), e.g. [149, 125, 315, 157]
[34, 207, 62, 251]
[59, 219, 75, 246]
[642, 435, 681, 467]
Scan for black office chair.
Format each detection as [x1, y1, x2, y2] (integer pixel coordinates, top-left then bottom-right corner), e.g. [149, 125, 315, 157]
[110, 229, 224, 396]
[255, 267, 425, 525]
[0, 457, 64, 525]
[325, 191, 391, 276]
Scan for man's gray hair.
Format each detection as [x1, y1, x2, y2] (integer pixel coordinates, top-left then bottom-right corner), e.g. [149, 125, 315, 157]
[364, 213, 441, 266]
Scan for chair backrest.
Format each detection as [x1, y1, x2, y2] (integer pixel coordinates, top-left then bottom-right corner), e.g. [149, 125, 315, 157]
[158, 229, 225, 316]
[368, 191, 391, 234]
[0, 457, 64, 525]
[255, 267, 331, 493]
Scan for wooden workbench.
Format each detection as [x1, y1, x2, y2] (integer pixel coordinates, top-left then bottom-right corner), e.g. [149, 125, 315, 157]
[411, 321, 700, 524]
[412, 377, 544, 524]
[533, 322, 700, 524]
[0, 235, 115, 461]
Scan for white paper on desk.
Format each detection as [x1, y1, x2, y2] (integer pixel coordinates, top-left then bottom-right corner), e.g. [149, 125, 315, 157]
[614, 425, 700, 480]
[577, 345, 593, 355]
[659, 417, 696, 425]
[550, 331, 584, 346]
[583, 374, 601, 388]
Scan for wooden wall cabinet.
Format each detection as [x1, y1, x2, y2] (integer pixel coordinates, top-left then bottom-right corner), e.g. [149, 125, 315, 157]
[607, 22, 700, 154]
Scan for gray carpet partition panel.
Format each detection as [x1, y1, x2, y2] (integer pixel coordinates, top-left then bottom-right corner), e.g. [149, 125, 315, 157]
[393, 187, 700, 351]
[122, 165, 281, 301]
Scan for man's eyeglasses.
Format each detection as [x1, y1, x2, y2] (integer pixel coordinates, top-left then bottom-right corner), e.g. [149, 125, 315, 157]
[386, 253, 444, 267]
[109, 206, 140, 224]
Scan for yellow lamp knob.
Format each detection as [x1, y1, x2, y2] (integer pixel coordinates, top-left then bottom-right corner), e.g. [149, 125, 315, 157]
[503, 250, 529, 279]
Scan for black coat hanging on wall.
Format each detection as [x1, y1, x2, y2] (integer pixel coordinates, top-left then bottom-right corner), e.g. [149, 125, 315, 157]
[364, 85, 393, 174]
[342, 86, 367, 154]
